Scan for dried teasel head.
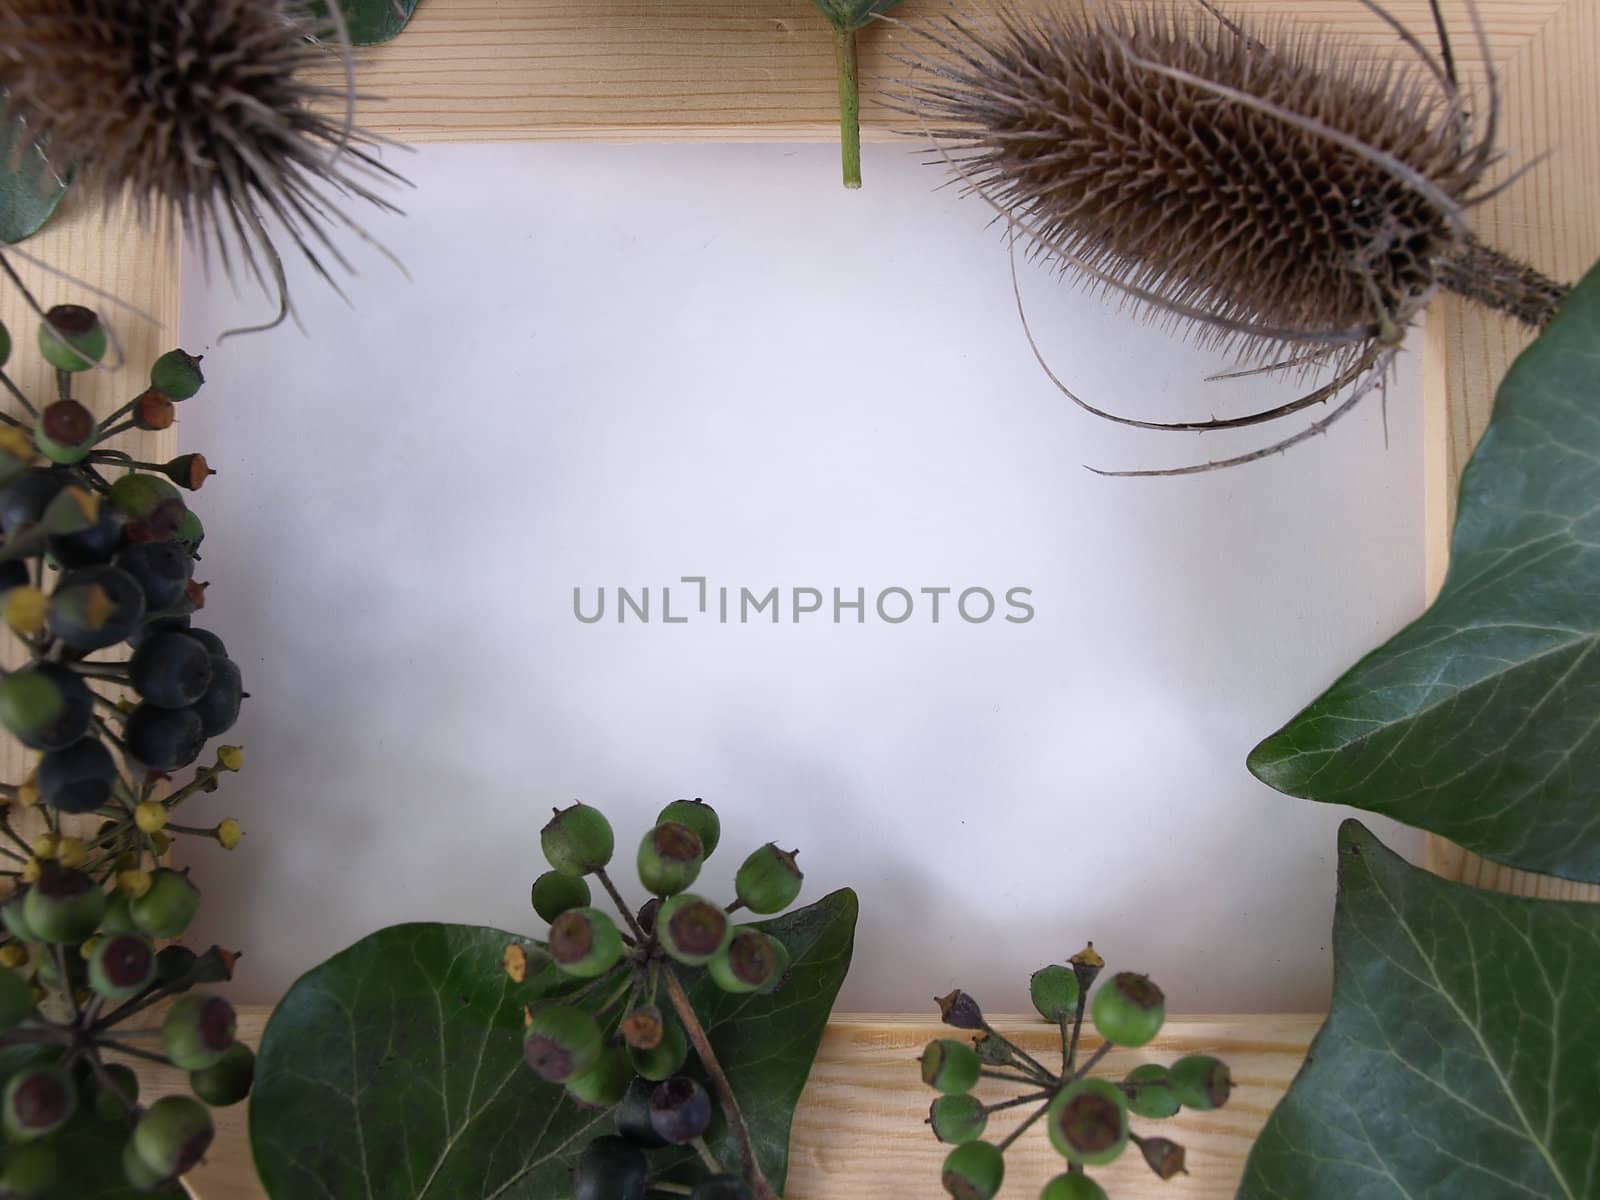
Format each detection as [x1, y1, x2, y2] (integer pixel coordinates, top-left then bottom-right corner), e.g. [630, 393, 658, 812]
[0, 0, 405, 333]
[894, 0, 1570, 473]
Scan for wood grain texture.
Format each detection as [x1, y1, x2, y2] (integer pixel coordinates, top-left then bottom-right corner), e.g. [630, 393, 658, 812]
[147, 1009, 1320, 1200]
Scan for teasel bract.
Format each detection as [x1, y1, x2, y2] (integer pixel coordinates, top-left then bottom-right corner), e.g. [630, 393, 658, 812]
[895, 0, 1568, 473]
[0, 0, 404, 334]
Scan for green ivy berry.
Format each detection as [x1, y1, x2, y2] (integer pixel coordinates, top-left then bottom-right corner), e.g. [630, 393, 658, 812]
[929, 1093, 987, 1144]
[149, 350, 204, 400]
[655, 894, 730, 967]
[920, 1039, 980, 1095]
[189, 1042, 255, 1108]
[100, 893, 139, 936]
[33, 400, 96, 465]
[690, 1176, 755, 1200]
[636, 821, 703, 897]
[0, 664, 92, 751]
[91, 1062, 139, 1121]
[88, 933, 156, 1000]
[0, 968, 33, 1033]
[540, 804, 614, 876]
[734, 844, 802, 914]
[627, 1011, 688, 1081]
[22, 864, 104, 943]
[572, 1136, 648, 1200]
[122, 1138, 166, 1190]
[0, 1139, 57, 1197]
[656, 798, 720, 858]
[130, 1095, 214, 1181]
[1090, 972, 1165, 1048]
[37, 306, 106, 373]
[1029, 964, 1081, 1022]
[940, 1140, 1004, 1200]
[1040, 1172, 1109, 1200]
[547, 907, 623, 979]
[128, 868, 200, 938]
[1170, 1054, 1232, 1110]
[648, 1075, 712, 1144]
[565, 1044, 632, 1109]
[1, 1066, 75, 1142]
[161, 994, 237, 1071]
[529, 870, 590, 923]
[1123, 1063, 1180, 1119]
[0, 895, 35, 943]
[1046, 1078, 1128, 1166]
[707, 928, 788, 995]
[523, 1006, 602, 1083]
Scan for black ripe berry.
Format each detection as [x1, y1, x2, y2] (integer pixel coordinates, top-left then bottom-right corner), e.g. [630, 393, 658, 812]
[115, 541, 192, 611]
[648, 1075, 713, 1144]
[124, 702, 206, 770]
[38, 736, 118, 813]
[571, 1136, 647, 1200]
[193, 655, 244, 736]
[131, 632, 214, 709]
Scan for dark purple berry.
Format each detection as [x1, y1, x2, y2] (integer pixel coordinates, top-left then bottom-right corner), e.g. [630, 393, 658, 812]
[47, 565, 145, 651]
[0, 468, 63, 535]
[648, 1076, 712, 1144]
[124, 703, 206, 770]
[571, 1136, 647, 1200]
[130, 633, 213, 709]
[115, 541, 192, 611]
[49, 503, 126, 568]
[614, 1077, 668, 1149]
[0, 664, 92, 750]
[691, 1177, 756, 1200]
[183, 627, 228, 657]
[192, 656, 243, 736]
[37, 736, 118, 814]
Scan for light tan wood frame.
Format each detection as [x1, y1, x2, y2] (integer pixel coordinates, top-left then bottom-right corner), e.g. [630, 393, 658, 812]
[1, 2, 1595, 1196]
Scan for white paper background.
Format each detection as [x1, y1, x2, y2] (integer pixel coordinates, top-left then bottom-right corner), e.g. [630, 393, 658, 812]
[176, 142, 1423, 1013]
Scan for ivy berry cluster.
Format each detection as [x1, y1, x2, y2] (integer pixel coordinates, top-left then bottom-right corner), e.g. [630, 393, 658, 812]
[505, 799, 803, 1200]
[0, 301, 251, 1196]
[923, 945, 1233, 1200]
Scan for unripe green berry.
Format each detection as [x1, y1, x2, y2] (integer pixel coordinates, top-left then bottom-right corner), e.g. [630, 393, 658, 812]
[656, 798, 720, 858]
[128, 869, 200, 938]
[636, 821, 703, 897]
[1040, 1172, 1109, 1200]
[547, 907, 623, 979]
[564, 1044, 631, 1109]
[1123, 1063, 1180, 1119]
[88, 933, 156, 1000]
[37, 306, 106, 373]
[0, 1139, 57, 1197]
[0, 896, 35, 943]
[523, 1005, 601, 1083]
[189, 1042, 255, 1107]
[161, 994, 237, 1071]
[91, 1062, 139, 1121]
[1170, 1054, 1232, 1110]
[101, 893, 139, 935]
[734, 843, 802, 914]
[1046, 1078, 1128, 1166]
[540, 804, 613, 876]
[529, 870, 590, 924]
[920, 1038, 980, 1095]
[122, 1138, 166, 1190]
[1, 1067, 74, 1143]
[627, 1011, 688, 1081]
[22, 864, 104, 943]
[33, 400, 95, 465]
[707, 928, 788, 995]
[0, 968, 33, 1033]
[150, 350, 204, 400]
[0, 665, 91, 751]
[131, 1095, 213, 1181]
[655, 894, 730, 967]
[1090, 972, 1165, 1048]
[929, 1093, 987, 1144]
[1029, 964, 1081, 1022]
[940, 1140, 1004, 1200]
[572, 1136, 647, 1200]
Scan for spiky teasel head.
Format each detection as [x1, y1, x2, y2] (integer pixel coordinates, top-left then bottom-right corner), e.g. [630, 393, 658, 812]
[0, 0, 403, 328]
[893, 1, 1570, 471]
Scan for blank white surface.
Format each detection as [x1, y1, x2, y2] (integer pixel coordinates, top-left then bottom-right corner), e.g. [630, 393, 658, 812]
[177, 142, 1423, 1013]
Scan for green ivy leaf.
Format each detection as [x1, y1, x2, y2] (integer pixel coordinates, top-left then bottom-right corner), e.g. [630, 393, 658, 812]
[1238, 820, 1600, 1200]
[810, 0, 904, 33]
[311, 0, 423, 45]
[1249, 260, 1600, 882]
[250, 888, 858, 1198]
[0, 107, 68, 244]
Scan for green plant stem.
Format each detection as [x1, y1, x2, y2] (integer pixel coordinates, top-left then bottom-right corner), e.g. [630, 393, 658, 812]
[983, 1090, 1052, 1114]
[97, 1039, 171, 1066]
[834, 25, 862, 189]
[594, 867, 647, 941]
[980, 1069, 1043, 1086]
[691, 1136, 725, 1175]
[981, 1027, 1056, 1085]
[662, 965, 779, 1200]
[997, 1098, 1050, 1152]
[1070, 1041, 1113, 1082]
[0, 369, 35, 418]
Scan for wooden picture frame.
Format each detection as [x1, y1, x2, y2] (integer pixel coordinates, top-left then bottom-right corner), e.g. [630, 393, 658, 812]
[2, 2, 1594, 1195]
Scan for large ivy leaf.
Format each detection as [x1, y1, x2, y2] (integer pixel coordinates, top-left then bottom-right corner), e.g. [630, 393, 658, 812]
[251, 888, 858, 1198]
[0, 107, 68, 244]
[1249, 260, 1600, 882]
[1238, 820, 1600, 1200]
[311, 0, 424, 45]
